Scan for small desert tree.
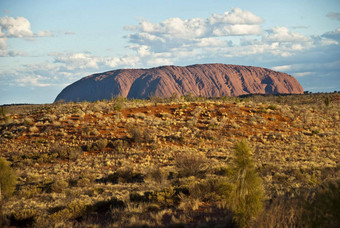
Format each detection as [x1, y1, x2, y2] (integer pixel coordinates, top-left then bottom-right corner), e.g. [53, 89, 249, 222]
[0, 157, 17, 226]
[228, 140, 264, 227]
[0, 157, 17, 199]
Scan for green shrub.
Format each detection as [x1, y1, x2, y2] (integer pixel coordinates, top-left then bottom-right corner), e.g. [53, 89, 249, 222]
[182, 93, 196, 102]
[115, 167, 143, 183]
[134, 187, 179, 206]
[50, 144, 82, 160]
[146, 166, 169, 187]
[267, 104, 277, 110]
[67, 200, 89, 219]
[113, 101, 123, 111]
[77, 178, 91, 187]
[149, 95, 163, 105]
[175, 150, 207, 177]
[11, 209, 38, 227]
[153, 187, 176, 206]
[126, 124, 156, 143]
[324, 96, 330, 107]
[108, 139, 128, 153]
[112, 96, 126, 111]
[68, 147, 82, 161]
[303, 180, 340, 227]
[91, 139, 108, 151]
[0, 157, 17, 198]
[228, 140, 264, 227]
[170, 92, 179, 102]
[91, 197, 125, 213]
[50, 179, 69, 193]
[189, 178, 228, 201]
[255, 196, 303, 227]
[127, 124, 144, 143]
[83, 139, 108, 152]
[0, 106, 5, 117]
[49, 200, 89, 222]
[18, 185, 42, 198]
[257, 180, 340, 227]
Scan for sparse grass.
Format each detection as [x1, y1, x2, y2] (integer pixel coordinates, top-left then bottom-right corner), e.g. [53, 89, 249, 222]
[0, 93, 339, 227]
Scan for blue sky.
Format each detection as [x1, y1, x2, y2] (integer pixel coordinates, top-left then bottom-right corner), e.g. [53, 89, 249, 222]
[0, 0, 339, 104]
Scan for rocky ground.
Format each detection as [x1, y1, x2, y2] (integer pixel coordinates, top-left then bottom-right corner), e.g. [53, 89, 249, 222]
[0, 93, 339, 227]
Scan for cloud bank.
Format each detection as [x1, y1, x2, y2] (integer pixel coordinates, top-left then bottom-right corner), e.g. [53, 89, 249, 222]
[122, 8, 337, 66]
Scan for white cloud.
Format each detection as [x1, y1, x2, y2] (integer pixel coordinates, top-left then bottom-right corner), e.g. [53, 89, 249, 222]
[0, 37, 26, 57]
[0, 51, 143, 90]
[208, 8, 263, 25]
[263, 26, 310, 43]
[50, 52, 141, 71]
[124, 8, 335, 62]
[293, 72, 313, 77]
[104, 55, 140, 68]
[0, 38, 7, 56]
[1, 62, 77, 88]
[271, 60, 340, 75]
[0, 16, 52, 38]
[125, 8, 263, 54]
[271, 65, 292, 71]
[37, 30, 52, 37]
[15, 75, 52, 87]
[51, 52, 100, 70]
[212, 24, 262, 36]
[0, 16, 34, 38]
[0, 16, 52, 57]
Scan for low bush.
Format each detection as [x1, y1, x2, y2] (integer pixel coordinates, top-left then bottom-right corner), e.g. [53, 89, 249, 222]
[108, 139, 128, 153]
[146, 166, 169, 187]
[115, 167, 144, 183]
[175, 150, 208, 177]
[83, 139, 108, 152]
[10, 209, 38, 227]
[50, 179, 69, 193]
[49, 200, 89, 223]
[50, 144, 82, 160]
[189, 178, 228, 201]
[0, 157, 17, 199]
[0, 106, 6, 117]
[127, 124, 144, 143]
[112, 96, 126, 111]
[77, 178, 91, 187]
[91, 139, 108, 151]
[127, 124, 156, 143]
[256, 179, 340, 227]
[255, 195, 303, 227]
[303, 179, 340, 227]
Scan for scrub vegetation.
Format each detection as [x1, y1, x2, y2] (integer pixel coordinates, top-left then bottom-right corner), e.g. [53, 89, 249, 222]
[0, 93, 339, 227]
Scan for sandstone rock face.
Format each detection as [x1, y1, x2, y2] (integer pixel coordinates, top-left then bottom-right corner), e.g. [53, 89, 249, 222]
[55, 64, 303, 102]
